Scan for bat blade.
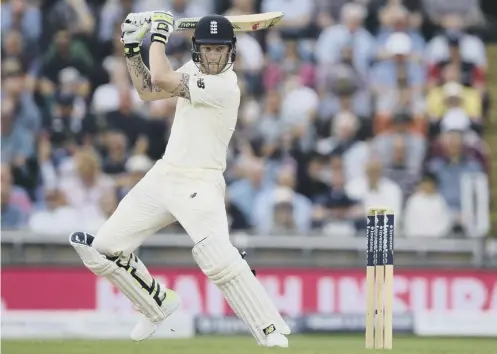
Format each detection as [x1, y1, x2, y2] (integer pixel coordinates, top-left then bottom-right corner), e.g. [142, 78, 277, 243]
[175, 12, 284, 32]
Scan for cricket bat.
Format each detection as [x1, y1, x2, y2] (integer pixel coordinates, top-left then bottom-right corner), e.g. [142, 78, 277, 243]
[175, 12, 284, 32]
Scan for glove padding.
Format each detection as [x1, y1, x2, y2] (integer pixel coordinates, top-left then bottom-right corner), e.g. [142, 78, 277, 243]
[150, 11, 174, 45]
[121, 12, 152, 57]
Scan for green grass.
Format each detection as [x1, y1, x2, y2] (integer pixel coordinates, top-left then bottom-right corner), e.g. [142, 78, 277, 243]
[2, 335, 497, 354]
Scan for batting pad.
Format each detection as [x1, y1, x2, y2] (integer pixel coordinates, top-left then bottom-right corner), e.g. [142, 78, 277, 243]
[69, 232, 166, 322]
[192, 236, 290, 346]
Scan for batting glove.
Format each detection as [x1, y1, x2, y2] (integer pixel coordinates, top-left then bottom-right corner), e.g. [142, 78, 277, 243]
[121, 12, 152, 57]
[150, 11, 174, 45]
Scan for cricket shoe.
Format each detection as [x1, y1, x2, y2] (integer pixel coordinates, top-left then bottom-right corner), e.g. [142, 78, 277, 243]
[131, 288, 181, 341]
[266, 332, 289, 348]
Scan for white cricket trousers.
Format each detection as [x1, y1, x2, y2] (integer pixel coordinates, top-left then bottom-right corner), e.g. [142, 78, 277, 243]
[92, 159, 229, 256]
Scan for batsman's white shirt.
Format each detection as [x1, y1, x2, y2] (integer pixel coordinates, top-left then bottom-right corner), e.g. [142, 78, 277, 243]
[164, 60, 239, 171]
[92, 61, 241, 257]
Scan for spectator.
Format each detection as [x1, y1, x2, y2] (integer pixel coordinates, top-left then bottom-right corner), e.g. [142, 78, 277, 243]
[253, 165, 312, 234]
[99, 0, 137, 42]
[372, 111, 426, 173]
[228, 158, 272, 226]
[422, 0, 485, 29]
[1, 164, 30, 229]
[306, 153, 343, 199]
[270, 187, 302, 233]
[235, 32, 265, 95]
[57, 67, 92, 118]
[224, 0, 256, 15]
[2, 57, 41, 133]
[103, 88, 149, 153]
[427, 73, 482, 121]
[427, 130, 483, 228]
[280, 75, 319, 152]
[382, 135, 421, 199]
[118, 154, 154, 199]
[45, 0, 96, 39]
[1, 96, 35, 166]
[37, 135, 59, 193]
[438, 109, 476, 138]
[376, 4, 425, 58]
[145, 100, 171, 160]
[2, 29, 38, 76]
[168, 0, 209, 21]
[1, 164, 32, 215]
[249, 90, 282, 158]
[225, 195, 251, 232]
[102, 131, 129, 176]
[39, 29, 94, 86]
[317, 49, 372, 119]
[28, 189, 80, 235]
[426, 14, 486, 89]
[315, 111, 370, 181]
[404, 172, 452, 237]
[316, 3, 375, 78]
[59, 148, 115, 222]
[261, 0, 314, 32]
[312, 166, 361, 231]
[43, 91, 96, 157]
[346, 158, 403, 224]
[265, 38, 314, 91]
[372, 32, 426, 132]
[1, 0, 42, 43]
[314, 0, 350, 29]
[92, 60, 143, 115]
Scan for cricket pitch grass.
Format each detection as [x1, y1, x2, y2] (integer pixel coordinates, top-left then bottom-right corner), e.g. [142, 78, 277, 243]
[2, 335, 497, 354]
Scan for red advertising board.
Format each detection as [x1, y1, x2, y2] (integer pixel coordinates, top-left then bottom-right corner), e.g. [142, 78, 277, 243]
[2, 268, 496, 315]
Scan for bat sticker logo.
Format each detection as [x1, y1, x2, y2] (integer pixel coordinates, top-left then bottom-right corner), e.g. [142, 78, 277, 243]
[252, 22, 260, 30]
[178, 21, 197, 28]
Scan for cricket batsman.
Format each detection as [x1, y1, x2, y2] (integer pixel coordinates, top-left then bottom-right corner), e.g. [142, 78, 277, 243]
[69, 11, 290, 347]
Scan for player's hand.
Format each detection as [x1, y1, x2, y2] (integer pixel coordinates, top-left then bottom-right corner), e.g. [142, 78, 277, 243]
[150, 11, 174, 45]
[121, 12, 152, 56]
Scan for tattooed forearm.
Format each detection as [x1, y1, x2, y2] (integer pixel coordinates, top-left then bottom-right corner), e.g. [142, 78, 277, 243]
[125, 55, 164, 95]
[126, 53, 190, 100]
[171, 74, 191, 99]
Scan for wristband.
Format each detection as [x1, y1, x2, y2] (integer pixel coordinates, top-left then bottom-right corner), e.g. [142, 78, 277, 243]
[151, 34, 168, 45]
[124, 43, 140, 58]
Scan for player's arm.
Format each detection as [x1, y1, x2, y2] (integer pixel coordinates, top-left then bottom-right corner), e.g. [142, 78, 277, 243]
[149, 42, 190, 100]
[125, 54, 173, 101]
[121, 12, 173, 101]
[148, 11, 191, 100]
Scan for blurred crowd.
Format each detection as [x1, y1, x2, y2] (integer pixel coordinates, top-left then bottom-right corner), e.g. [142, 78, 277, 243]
[1, 0, 491, 238]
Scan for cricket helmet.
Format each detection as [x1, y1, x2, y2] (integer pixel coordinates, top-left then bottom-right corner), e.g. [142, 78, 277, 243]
[191, 14, 237, 70]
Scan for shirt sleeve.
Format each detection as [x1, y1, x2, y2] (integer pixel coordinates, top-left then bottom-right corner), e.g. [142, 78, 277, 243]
[175, 61, 192, 74]
[188, 74, 234, 108]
